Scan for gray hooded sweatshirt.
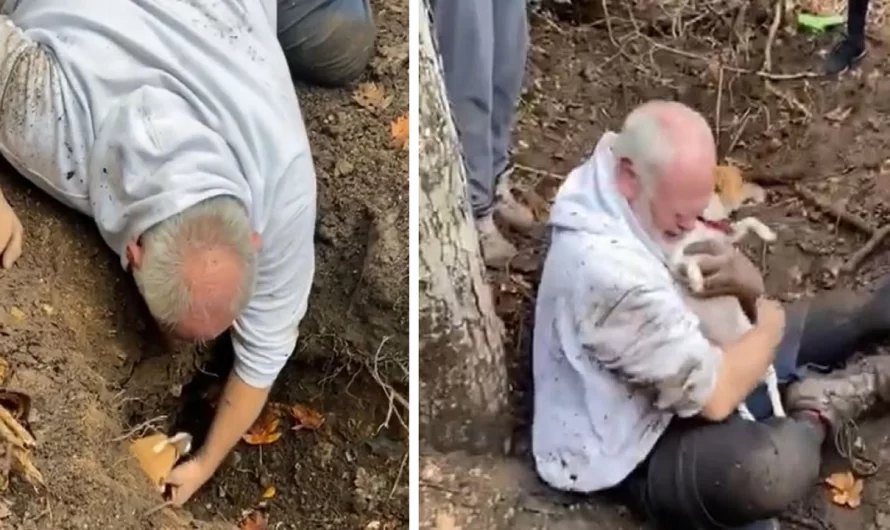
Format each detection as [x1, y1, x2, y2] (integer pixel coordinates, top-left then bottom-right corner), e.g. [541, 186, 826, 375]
[531, 132, 722, 492]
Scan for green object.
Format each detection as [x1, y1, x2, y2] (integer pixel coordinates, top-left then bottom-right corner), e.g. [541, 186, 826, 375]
[797, 13, 846, 33]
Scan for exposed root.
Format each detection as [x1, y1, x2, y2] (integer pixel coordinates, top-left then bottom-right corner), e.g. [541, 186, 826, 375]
[365, 337, 408, 434]
[842, 224, 890, 274]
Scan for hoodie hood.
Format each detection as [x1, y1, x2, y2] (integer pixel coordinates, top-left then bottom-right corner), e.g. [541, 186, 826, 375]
[549, 131, 665, 261]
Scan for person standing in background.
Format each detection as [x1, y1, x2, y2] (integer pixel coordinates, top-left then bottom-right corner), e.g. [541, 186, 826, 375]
[824, 0, 869, 75]
[432, 0, 536, 268]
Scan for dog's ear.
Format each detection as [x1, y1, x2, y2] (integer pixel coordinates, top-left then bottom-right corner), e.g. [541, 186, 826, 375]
[714, 165, 745, 213]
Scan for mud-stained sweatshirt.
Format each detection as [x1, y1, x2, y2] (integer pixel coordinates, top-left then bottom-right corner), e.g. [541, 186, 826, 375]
[531, 132, 722, 492]
[1, 0, 315, 389]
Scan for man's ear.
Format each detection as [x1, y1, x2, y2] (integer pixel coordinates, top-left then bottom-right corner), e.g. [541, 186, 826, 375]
[251, 232, 261, 251]
[615, 158, 640, 202]
[126, 240, 143, 271]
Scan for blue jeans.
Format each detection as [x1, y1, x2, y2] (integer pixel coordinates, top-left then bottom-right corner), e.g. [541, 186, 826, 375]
[277, 0, 376, 86]
[432, 0, 529, 218]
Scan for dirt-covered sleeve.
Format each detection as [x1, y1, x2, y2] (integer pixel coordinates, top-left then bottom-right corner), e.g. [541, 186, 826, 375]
[575, 272, 722, 418]
[230, 154, 317, 388]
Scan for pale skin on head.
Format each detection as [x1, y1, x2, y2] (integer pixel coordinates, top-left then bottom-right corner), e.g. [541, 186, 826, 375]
[127, 230, 266, 507]
[126, 232, 262, 341]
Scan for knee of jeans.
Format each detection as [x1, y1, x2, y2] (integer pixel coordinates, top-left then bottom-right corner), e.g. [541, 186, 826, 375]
[735, 421, 820, 514]
[280, 11, 376, 86]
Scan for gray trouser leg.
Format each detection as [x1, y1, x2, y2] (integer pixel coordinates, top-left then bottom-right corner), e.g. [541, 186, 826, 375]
[433, 0, 496, 218]
[490, 0, 528, 178]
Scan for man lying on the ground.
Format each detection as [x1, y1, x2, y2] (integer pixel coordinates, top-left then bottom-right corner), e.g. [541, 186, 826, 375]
[531, 99, 890, 530]
[0, 0, 374, 507]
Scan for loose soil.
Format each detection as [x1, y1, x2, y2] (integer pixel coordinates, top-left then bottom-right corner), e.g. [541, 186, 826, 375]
[421, 3, 890, 529]
[0, 0, 408, 528]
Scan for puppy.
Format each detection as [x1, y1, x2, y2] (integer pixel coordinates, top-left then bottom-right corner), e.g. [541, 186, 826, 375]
[664, 193, 784, 421]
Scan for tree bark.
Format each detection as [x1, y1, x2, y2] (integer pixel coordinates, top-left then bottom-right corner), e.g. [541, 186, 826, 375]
[418, 2, 511, 454]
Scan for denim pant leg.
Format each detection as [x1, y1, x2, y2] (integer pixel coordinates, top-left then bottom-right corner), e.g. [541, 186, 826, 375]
[432, 0, 496, 218]
[277, 0, 376, 86]
[490, 0, 528, 179]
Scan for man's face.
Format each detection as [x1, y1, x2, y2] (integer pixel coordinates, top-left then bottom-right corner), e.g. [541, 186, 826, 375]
[619, 158, 714, 243]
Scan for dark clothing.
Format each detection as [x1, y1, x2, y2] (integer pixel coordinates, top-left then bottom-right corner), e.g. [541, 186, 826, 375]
[617, 285, 890, 529]
[848, 0, 870, 46]
[277, 0, 375, 86]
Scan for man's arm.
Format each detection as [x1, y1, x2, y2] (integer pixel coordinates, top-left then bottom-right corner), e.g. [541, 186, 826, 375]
[576, 278, 783, 421]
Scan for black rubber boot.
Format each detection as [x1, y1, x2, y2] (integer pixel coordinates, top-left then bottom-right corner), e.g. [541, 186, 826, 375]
[794, 278, 890, 369]
[734, 519, 780, 530]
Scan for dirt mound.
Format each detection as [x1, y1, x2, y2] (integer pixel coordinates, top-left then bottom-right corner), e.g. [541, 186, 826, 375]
[425, 2, 890, 528]
[0, 0, 408, 528]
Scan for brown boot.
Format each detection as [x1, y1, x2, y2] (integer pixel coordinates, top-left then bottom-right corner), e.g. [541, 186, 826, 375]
[493, 167, 536, 233]
[785, 355, 890, 430]
[476, 214, 517, 268]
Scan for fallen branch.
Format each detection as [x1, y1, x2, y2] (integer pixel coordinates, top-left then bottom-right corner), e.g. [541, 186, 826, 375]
[842, 224, 890, 274]
[513, 163, 565, 181]
[793, 185, 874, 235]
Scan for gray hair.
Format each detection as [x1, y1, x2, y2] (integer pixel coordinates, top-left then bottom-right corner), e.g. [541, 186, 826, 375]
[612, 106, 674, 189]
[133, 195, 257, 328]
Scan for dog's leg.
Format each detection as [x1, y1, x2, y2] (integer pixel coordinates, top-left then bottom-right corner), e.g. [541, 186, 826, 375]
[682, 258, 706, 293]
[765, 365, 786, 418]
[738, 403, 756, 421]
[730, 217, 777, 245]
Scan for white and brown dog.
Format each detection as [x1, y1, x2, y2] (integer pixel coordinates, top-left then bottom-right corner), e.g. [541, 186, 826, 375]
[663, 166, 783, 421]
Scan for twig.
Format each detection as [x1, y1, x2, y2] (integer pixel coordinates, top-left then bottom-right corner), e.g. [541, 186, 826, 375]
[513, 163, 564, 181]
[725, 107, 752, 155]
[366, 337, 408, 433]
[763, 0, 782, 74]
[143, 500, 175, 518]
[842, 224, 890, 273]
[388, 451, 408, 500]
[110, 415, 167, 442]
[793, 185, 874, 235]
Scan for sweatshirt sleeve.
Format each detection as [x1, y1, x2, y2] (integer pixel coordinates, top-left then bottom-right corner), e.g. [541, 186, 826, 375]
[230, 155, 316, 388]
[574, 251, 722, 418]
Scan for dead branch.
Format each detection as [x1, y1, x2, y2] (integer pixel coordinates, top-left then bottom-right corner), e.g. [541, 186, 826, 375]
[0, 406, 35, 448]
[842, 224, 890, 273]
[793, 185, 874, 235]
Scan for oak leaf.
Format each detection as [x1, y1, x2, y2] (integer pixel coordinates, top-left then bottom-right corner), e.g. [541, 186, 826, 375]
[825, 470, 864, 509]
[242, 406, 283, 446]
[290, 404, 325, 431]
[391, 115, 408, 150]
[239, 510, 268, 530]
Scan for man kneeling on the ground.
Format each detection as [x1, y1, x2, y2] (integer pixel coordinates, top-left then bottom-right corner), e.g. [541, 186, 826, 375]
[532, 100, 890, 530]
[0, 0, 374, 506]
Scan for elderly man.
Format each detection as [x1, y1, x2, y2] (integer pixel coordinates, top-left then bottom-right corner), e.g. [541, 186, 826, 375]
[0, 0, 373, 506]
[532, 100, 890, 529]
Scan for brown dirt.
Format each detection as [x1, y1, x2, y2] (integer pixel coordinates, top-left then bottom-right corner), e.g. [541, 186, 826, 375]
[422, 3, 890, 529]
[0, 0, 408, 528]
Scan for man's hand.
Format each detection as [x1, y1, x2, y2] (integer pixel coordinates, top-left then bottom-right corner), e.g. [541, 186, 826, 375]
[165, 456, 216, 507]
[0, 197, 22, 268]
[683, 239, 764, 316]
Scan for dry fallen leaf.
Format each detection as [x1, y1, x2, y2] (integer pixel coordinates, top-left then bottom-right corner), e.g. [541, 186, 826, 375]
[290, 404, 325, 431]
[0, 358, 9, 387]
[243, 406, 283, 446]
[261, 485, 276, 499]
[352, 82, 393, 114]
[390, 114, 408, 150]
[130, 433, 180, 489]
[825, 470, 864, 509]
[239, 510, 269, 530]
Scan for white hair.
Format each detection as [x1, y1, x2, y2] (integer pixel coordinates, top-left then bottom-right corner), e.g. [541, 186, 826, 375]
[612, 107, 674, 190]
[133, 195, 257, 328]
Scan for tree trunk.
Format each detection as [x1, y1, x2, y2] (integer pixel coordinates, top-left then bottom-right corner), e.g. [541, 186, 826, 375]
[418, 2, 511, 454]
